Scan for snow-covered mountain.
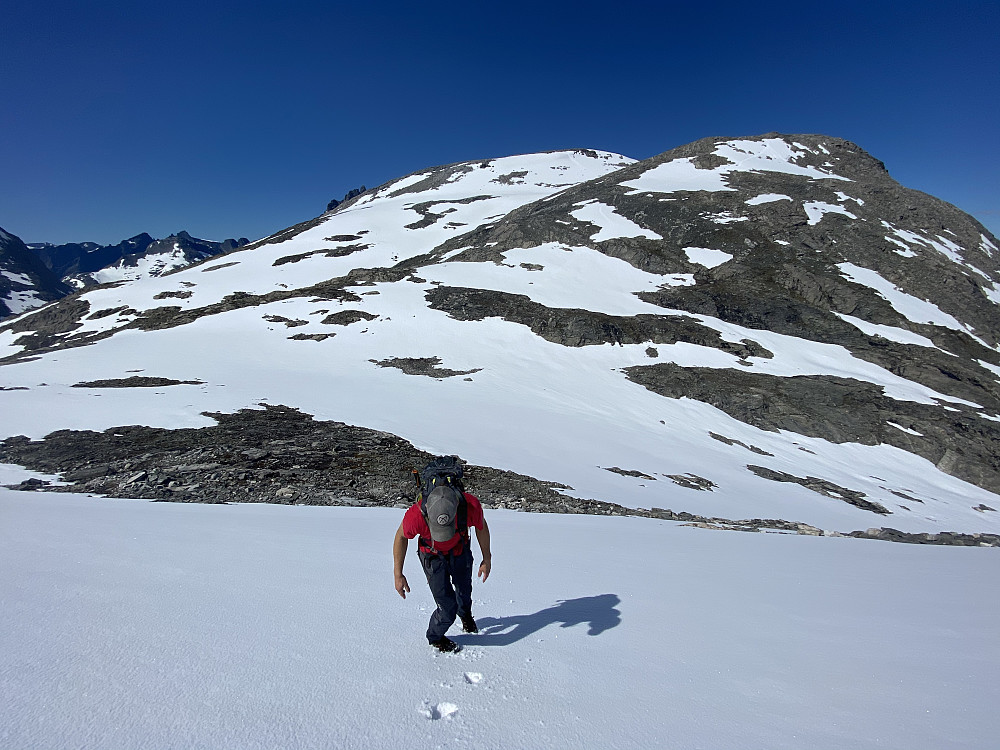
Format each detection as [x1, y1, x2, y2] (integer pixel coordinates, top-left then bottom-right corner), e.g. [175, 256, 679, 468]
[1, 227, 251, 320]
[2, 137, 999, 539]
[26, 230, 250, 291]
[0, 227, 73, 318]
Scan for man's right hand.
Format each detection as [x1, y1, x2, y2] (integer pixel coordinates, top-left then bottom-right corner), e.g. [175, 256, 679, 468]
[394, 573, 410, 599]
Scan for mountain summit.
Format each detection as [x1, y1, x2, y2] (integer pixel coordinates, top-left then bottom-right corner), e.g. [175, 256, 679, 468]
[1, 136, 998, 538]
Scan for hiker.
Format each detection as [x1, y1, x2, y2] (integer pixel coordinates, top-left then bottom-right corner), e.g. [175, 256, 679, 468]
[393, 456, 492, 653]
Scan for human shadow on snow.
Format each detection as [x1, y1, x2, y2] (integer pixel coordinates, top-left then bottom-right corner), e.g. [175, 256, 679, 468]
[457, 594, 621, 647]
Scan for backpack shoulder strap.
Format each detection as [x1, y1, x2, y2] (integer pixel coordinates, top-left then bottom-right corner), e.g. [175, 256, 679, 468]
[458, 493, 469, 542]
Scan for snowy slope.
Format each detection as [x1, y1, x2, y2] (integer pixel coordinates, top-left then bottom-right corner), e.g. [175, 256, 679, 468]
[2, 470, 997, 750]
[1, 140, 999, 536]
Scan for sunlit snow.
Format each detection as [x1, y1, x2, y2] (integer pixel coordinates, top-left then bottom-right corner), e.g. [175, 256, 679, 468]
[684, 247, 733, 268]
[1, 483, 997, 750]
[803, 201, 858, 226]
[833, 312, 938, 348]
[713, 139, 851, 181]
[837, 262, 982, 339]
[623, 138, 850, 196]
[2, 270, 33, 284]
[621, 157, 734, 194]
[3, 289, 44, 314]
[834, 191, 865, 205]
[745, 193, 792, 205]
[569, 200, 662, 241]
[91, 245, 190, 284]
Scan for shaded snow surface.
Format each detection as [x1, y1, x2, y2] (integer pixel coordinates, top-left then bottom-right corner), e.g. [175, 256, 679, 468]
[1, 470, 998, 750]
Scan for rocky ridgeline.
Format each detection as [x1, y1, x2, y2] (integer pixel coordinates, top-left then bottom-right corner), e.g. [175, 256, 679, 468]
[2, 404, 996, 547]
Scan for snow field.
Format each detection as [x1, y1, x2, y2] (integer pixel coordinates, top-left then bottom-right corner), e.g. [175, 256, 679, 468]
[745, 193, 792, 206]
[2, 270, 34, 285]
[569, 199, 663, 241]
[832, 312, 939, 348]
[803, 201, 858, 225]
[683, 246, 734, 268]
[1, 482, 997, 750]
[623, 139, 851, 197]
[426, 242, 672, 315]
[1, 288, 45, 315]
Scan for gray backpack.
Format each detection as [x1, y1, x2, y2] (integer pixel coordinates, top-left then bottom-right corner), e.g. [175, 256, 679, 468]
[415, 456, 468, 553]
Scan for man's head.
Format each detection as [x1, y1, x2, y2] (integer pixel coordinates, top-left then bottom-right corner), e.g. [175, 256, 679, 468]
[424, 485, 462, 542]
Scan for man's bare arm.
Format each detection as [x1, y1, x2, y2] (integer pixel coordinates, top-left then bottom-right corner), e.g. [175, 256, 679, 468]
[393, 523, 411, 599]
[475, 519, 492, 582]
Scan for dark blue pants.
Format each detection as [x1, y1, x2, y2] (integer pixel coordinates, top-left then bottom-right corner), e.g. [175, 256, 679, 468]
[419, 546, 473, 643]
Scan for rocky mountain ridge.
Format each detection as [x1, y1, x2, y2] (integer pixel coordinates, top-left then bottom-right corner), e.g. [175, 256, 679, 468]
[1, 136, 998, 539]
[0, 228, 73, 318]
[0, 228, 250, 319]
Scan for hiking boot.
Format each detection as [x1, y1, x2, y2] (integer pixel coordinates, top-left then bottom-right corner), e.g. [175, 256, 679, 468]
[430, 637, 461, 653]
[460, 614, 478, 634]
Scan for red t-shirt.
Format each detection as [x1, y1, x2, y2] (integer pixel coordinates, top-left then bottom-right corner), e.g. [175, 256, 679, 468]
[402, 492, 484, 554]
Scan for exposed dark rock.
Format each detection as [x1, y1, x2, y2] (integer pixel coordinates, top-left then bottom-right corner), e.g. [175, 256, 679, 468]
[626, 362, 1000, 493]
[371, 357, 482, 378]
[889, 489, 924, 503]
[493, 171, 529, 185]
[404, 196, 495, 230]
[88, 306, 136, 319]
[262, 315, 309, 328]
[153, 290, 194, 300]
[272, 252, 320, 266]
[603, 466, 656, 480]
[199, 261, 239, 273]
[1, 296, 92, 353]
[426, 286, 773, 358]
[322, 310, 378, 326]
[666, 473, 717, 491]
[746, 464, 890, 514]
[0, 405, 570, 509]
[273, 244, 372, 266]
[327, 186, 367, 212]
[71, 377, 204, 388]
[845, 527, 1000, 546]
[708, 432, 774, 456]
[288, 333, 335, 341]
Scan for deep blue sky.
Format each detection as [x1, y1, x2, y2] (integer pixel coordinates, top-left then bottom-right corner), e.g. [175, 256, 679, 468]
[2, 0, 997, 245]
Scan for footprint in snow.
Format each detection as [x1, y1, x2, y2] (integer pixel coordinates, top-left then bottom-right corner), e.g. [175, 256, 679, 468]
[422, 701, 459, 720]
[464, 672, 483, 685]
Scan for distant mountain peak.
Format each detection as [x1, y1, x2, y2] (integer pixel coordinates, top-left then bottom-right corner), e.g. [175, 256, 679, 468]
[0, 230, 252, 305]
